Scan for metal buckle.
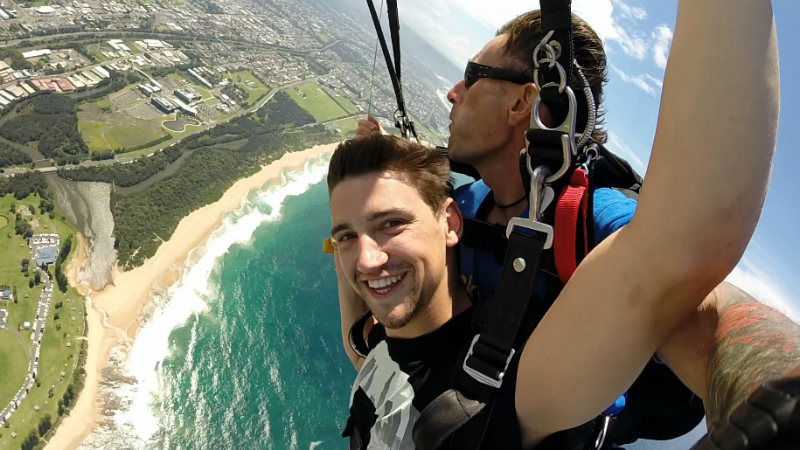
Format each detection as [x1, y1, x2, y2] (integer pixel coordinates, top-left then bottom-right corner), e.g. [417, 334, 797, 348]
[506, 218, 553, 250]
[462, 334, 515, 389]
[506, 164, 554, 249]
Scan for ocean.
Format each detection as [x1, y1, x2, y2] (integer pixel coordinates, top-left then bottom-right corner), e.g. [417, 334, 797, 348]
[78, 154, 356, 450]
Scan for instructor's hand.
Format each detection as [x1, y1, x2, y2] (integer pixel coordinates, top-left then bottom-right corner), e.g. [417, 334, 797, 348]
[355, 115, 382, 138]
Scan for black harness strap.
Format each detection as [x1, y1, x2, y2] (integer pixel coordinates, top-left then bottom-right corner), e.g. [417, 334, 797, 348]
[537, 0, 575, 124]
[387, 0, 401, 86]
[413, 230, 547, 450]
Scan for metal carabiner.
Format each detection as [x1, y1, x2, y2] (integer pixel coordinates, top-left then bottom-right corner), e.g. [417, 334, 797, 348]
[528, 84, 579, 183]
[506, 165, 554, 249]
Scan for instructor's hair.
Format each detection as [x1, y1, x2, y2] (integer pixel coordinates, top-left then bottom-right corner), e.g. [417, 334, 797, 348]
[327, 135, 451, 213]
[497, 10, 608, 144]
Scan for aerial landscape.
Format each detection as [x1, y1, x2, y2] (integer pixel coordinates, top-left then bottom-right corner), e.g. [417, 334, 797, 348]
[2, 0, 800, 449]
[0, 0, 455, 448]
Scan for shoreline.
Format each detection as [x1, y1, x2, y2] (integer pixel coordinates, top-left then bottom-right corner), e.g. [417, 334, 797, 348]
[44, 143, 338, 450]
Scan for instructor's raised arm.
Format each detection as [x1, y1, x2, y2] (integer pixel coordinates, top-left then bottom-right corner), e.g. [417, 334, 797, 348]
[516, 0, 779, 442]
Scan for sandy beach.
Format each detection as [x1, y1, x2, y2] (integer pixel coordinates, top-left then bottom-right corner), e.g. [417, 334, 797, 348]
[44, 143, 337, 450]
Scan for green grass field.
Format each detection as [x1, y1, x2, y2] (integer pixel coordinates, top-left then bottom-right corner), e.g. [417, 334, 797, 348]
[79, 121, 168, 153]
[323, 87, 360, 115]
[94, 98, 113, 111]
[329, 117, 359, 136]
[227, 71, 269, 105]
[0, 194, 86, 449]
[0, 214, 8, 230]
[0, 333, 28, 411]
[285, 81, 348, 122]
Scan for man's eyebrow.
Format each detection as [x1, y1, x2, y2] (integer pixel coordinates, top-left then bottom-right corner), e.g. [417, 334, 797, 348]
[366, 207, 412, 222]
[330, 207, 413, 236]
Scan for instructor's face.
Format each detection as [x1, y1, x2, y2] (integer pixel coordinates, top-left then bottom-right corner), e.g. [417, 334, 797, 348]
[329, 171, 452, 335]
[447, 34, 519, 165]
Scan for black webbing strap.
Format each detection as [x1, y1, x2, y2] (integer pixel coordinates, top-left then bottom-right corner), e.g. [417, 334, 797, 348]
[538, 0, 574, 123]
[387, 0, 401, 85]
[413, 230, 547, 449]
[365, 1, 406, 119]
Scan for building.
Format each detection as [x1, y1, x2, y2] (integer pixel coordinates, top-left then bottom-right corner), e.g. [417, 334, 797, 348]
[171, 97, 197, 116]
[22, 49, 51, 59]
[138, 84, 154, 96]
[173, 89, 201, 104]
[152, 96, 177, 113]
[53, 77, 75, 92]
[92, 66, 110, 79]
[34, 246, 58, 266]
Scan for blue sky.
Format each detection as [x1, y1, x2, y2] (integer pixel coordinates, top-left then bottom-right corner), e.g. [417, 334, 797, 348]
[398, 0, 800, 320]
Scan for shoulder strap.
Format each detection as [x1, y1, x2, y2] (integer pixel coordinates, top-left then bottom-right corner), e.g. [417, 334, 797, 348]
[414, 229, 548, 450]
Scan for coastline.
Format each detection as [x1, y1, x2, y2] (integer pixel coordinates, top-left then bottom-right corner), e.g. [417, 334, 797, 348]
[44, 143, 338, 450]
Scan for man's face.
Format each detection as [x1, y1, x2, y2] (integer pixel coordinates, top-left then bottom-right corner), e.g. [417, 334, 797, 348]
[329, 171, 458, 336]
[447, 34, 521, 166]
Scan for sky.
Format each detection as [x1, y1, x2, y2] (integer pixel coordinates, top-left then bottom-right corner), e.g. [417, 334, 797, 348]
[395, 0, 800, 320]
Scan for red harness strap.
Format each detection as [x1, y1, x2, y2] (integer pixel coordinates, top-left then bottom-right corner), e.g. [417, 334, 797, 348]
[554, 168, 589, 284]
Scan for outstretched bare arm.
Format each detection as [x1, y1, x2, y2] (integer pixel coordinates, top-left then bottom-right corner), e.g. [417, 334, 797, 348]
[516, 0, 780, 443]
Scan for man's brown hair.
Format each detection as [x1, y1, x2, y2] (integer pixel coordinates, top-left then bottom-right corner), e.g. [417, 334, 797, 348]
[497, 10, 608, 144]
[327, 135, 451, 213]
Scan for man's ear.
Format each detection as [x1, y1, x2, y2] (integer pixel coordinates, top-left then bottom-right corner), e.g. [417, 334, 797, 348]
[442, 198, 463, 248]
[507, 83, 539, 127]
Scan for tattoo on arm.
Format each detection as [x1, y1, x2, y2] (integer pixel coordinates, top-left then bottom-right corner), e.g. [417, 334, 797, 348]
[707, 283, 800, 428]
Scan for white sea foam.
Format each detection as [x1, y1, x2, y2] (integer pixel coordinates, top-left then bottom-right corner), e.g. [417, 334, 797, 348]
[78, 154, 331, 449]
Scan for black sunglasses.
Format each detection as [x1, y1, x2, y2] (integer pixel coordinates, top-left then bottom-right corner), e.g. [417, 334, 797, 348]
[463, 61, 531, 88]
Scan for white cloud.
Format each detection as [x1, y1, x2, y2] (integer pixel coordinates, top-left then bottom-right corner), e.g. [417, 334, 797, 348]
[643, 74, 663, 89]
[652, 25, 673, 69]
[726, 253, 800, 324]
[606, 130, 647, 174]
[611, 0, 647, 21]
[398, 0, 621, 68]
[610, 64, 658, 96]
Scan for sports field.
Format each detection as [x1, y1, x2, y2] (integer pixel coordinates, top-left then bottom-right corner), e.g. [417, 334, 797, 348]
[227, 71, 269, 105]
[285, 81, 349, 122]
[79, 120, 167, 152]
[323, 87, 360, 115]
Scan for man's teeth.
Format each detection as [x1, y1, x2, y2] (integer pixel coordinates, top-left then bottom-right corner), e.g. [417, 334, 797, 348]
[368, 275, 402, 290]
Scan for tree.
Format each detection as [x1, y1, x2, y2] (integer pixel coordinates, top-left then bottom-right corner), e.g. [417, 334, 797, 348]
[34, 271, 41, 285]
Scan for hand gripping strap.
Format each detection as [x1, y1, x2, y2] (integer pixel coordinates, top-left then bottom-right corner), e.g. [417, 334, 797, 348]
[554, 168, 589, 284]
[691, 376, 800, 450]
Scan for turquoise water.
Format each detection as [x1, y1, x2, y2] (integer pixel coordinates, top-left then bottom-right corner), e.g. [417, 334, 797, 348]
[78, 159, 356, 450]
[153, 180, 353, 450]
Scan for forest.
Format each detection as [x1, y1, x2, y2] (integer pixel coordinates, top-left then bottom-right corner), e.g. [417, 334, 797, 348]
[0, 94, 88, 163]
[0, 142, 33, 168]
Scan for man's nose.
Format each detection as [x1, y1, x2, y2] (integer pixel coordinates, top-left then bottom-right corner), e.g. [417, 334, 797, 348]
[447, 80, 465, 104]
[356, 235, 387, 272]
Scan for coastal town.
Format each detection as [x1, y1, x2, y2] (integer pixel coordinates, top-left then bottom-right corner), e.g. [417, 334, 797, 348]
[0, 0, 453, 157]
[0, 0, 457, 448]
